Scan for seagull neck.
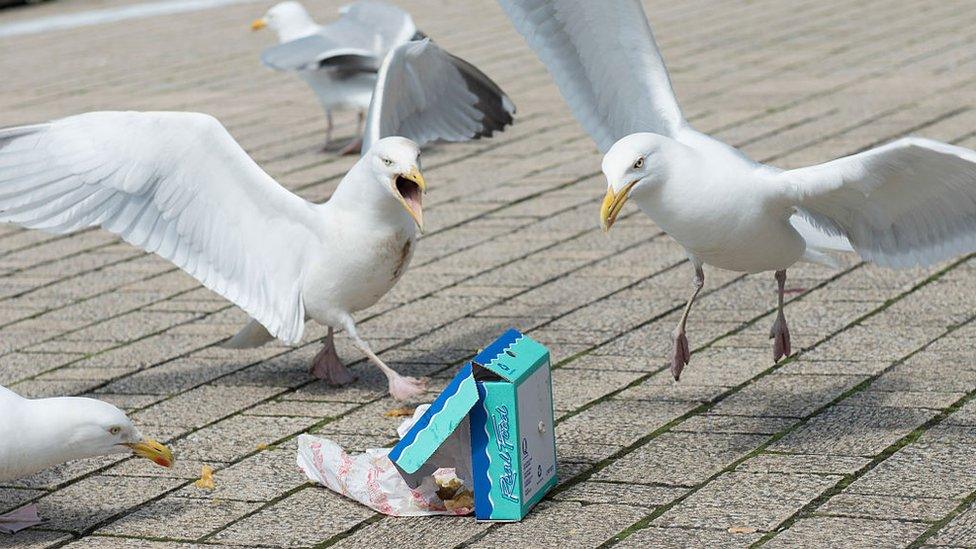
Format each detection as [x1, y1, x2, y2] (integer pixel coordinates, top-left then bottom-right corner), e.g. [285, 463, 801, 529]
[329, 165, 414, 232]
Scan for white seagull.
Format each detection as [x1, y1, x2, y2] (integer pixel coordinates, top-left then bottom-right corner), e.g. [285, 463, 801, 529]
[499, 0, 976, 379]
[252, 0, 514, 154]
[0, 385, 172, 533]
[0, 37, 512, 400]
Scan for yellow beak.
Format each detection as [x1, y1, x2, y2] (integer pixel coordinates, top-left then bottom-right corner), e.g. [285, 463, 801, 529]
[251, 18, 267, 31]
[395, 167, 426, 233]
[125, 438, 174, 468]
[600, 180, 639, 232]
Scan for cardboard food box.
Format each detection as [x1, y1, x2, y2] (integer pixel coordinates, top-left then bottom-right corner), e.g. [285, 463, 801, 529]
[389, 328, 557, 521]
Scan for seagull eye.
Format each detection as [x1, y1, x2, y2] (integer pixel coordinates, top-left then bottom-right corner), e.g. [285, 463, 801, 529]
[633, 157, 644, 170]
[382, 158, 393, 167]
[108, 426, 121, 436]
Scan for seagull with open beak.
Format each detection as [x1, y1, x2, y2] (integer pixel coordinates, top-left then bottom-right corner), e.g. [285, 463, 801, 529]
[0, 111, 431, 401]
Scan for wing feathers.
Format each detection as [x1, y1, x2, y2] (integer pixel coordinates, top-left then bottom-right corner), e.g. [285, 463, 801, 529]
[787, 138, 976, 268]
[362, 39, 515, 151]
[0, 112, 319, 344]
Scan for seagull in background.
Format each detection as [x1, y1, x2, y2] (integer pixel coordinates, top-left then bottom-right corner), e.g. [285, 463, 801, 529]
[499, 0, 976, 379]
[252, 0, 514, 154]
[0, 36, 514, 400]
[0, 385, 172, 533]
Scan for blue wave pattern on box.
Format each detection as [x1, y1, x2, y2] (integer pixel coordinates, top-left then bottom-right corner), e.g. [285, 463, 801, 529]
[389, 362, 478, 471]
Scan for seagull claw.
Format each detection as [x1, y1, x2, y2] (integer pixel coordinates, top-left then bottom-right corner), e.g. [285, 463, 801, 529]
[670, 329, 690, 381]
[388, 374, 427, 401]
[310, 342, 357, 386]
[770, 312, 791, 363]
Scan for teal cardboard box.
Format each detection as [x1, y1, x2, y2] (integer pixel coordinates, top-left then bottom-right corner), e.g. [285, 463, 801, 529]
[389, 329, 557, 521]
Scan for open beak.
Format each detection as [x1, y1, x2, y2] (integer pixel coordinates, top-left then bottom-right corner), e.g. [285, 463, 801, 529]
[251, 18, 267, 31]
[124, 439, 174, 468]
[600, 180, 639, 232]
[394, 167, 426, 233]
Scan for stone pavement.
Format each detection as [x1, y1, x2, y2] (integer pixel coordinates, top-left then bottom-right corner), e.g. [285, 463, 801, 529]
[2, 0, 976, 546]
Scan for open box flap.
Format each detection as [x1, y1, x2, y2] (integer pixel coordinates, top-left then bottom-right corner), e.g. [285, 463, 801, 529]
[472, 328, 549, 384]
[389, 363, 479, 475]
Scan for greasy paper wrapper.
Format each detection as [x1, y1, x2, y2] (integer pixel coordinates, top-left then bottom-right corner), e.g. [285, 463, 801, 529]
[297, 405, 473, 517]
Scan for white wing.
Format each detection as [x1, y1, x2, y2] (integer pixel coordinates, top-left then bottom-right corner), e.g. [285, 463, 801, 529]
[784, 137, 976, 268]
[362, 39, 515, 151]
[0, 112, 322, 343]
[339, 0, 418, 52]
[496, 0, 685, 152]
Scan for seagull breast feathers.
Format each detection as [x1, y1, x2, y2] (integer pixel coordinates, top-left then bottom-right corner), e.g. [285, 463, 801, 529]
[783, 137, 976, 268]
[0, 112, 324, 344]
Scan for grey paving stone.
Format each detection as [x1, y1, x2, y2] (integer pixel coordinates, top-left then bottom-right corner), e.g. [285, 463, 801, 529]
[769, 406, 938, 456]
[473, 500, 647, 548]
[210, 487, 374, 547]
[849, 442, 976, 500]
[169, 415, 313, 463]
[33, 475, 183, 534]
[95, 496, 259, 540]
[594, 432, 768, 487]
[653, 472, 839, 531]
[0, 529, 74, 548]
[737, 453, 870, 476]
[764, 516, 929, 548]
[818, 493, 960, 522]
[929, 505, 976, 547]
[329, 516, 490, 549]
[616, 527, 762, 549]
[0, 487, 44, 514]
[555, 399, 695, 447]
[709, 374, 866, 418]
[553, 481, 685, 508]
[673, 414, 798, 435]
[174, 449, 306, 502]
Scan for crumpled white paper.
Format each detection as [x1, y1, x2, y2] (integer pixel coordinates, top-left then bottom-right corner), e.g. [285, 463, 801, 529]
[296, 405, 473, 516]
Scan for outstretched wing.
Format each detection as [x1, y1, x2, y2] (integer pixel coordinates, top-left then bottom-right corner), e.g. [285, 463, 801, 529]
[362, 39, 515, 151]
[0, 111, 322, 343]
[496, 0, 685, 151]
[785, 137, 976, 268]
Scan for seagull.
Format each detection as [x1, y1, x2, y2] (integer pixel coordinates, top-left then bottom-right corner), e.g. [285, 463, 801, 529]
[499, 0, 976, 379]
[0, 38, 514, 401]
[0, 385, 172, 533]
[252, 0, 513, 154]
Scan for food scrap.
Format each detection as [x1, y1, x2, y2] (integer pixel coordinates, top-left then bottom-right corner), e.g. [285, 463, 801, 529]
[194, 465, 216, 490]
[444, 490, 474, 512]
[728, 526, 758, 534]
[384, 406, 416, 418]
[435, 476, 463, 501]
[255, 443, 268, 451]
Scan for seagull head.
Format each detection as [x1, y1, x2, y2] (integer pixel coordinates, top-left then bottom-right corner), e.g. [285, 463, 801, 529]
[364, 137, 427, 232]
[252, 1, 315, 40]
[600, 133, 674, 231]
[39, 396, 174, 469]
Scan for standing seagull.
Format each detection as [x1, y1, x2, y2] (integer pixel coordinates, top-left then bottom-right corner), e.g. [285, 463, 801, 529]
[253, 0, 513, 154]
[0, 385, 172, 533]
[499, 0, 976, 379]
[0, 39, 513, 400]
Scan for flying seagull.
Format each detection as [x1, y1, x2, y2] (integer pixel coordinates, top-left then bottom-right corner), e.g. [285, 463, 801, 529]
[252, 0, 514, 154]
[0, 385, 172, 533]
[0, 36, 512, 400]
[499, 0, 976, 379]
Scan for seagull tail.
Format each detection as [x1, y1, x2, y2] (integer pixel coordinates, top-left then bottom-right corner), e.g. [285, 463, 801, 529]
[789, 211, 852, 268]
[222, 319, 275, 349]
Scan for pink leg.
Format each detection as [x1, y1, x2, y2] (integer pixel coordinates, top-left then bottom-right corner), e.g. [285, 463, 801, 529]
[309, 328, 357, 386]
[670, 264, 704, 381]
[770, 269, 792, 362]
